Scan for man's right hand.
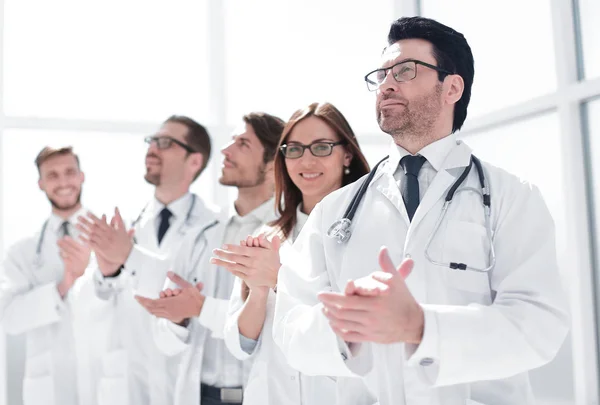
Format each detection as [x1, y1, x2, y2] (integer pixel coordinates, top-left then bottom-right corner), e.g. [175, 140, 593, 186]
[77, 208, 134, 273]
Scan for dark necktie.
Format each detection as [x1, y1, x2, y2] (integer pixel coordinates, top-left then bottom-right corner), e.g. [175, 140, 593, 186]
[157, 208, 173, 245]
[400, 155, 427, 221]
[61, 221, 70, 237]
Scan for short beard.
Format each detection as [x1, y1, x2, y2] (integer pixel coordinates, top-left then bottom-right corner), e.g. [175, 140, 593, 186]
[378, 83, 443, 145]
[145, 172, 161, 186]
[219, 163, 267, 188]
[48, 191, 82, 212]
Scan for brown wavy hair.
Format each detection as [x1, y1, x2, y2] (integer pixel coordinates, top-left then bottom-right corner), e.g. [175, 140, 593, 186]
[270, 102, 370, 241]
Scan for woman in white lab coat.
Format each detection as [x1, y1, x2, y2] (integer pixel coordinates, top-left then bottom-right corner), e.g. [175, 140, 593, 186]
[213, 102, 375, 405]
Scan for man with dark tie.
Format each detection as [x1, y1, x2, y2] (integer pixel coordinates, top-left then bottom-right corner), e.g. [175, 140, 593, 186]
[273, 16, 569, 405]
[77, 116, 218, 405]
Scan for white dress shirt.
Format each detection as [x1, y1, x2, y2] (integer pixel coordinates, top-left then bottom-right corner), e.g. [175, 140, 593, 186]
[201, 198, 278, 388]
[391, 133, 458, 197]
[150, 193, 194, 236]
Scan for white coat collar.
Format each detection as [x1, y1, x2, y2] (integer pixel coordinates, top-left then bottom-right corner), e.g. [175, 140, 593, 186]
[375, 136, 472, 183]
[48, 206, 89, 234]
[150, 192, 193, 221]
[386, 133, 467, 176]
[370, 138, 473, 229]
[293, 204, 310, 242]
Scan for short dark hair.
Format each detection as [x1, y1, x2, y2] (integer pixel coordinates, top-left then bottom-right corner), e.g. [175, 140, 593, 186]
[35, 146, 80, 174]
[387, 16, 474, 132]
[164, 115, 212, 180]
[243, 112, 285, 163]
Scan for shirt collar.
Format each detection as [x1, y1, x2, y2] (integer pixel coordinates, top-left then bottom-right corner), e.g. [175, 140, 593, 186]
[295, 204, 309, 232]
[49, 206, 89, 234]
[150, 192, 193, 220]
[388, 133, 458, 174]
[229, 198, 277, 225]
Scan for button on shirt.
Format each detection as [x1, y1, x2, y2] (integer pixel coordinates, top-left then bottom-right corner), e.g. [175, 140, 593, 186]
[201, 198, 278, 388]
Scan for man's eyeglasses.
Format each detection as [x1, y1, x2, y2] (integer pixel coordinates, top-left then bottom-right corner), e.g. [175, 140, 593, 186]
[364, 59, 454, 91]
[144, 136, 197, 154]
[280, 141, 347, 159]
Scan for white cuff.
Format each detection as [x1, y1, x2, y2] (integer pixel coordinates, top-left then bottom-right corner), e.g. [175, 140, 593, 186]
[153, 318, 191, 356]
[125, 245, 169, 298]
[338, 338, 373, 377]
[48, 283, 67, 315]
[405, 306, 440, 385]
[93, 268, 126, 297]
[124, 244, 145, 271]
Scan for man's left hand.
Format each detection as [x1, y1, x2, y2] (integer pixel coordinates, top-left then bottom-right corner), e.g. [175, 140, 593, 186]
[317, 247, 424, 344]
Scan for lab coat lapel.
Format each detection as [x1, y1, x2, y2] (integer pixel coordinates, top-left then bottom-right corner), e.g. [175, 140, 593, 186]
[408, 142, 473, 234]
[198, 219, 228, 297]
[136, 207, 160, 252]
[373, 162, 411, 226]
[159, 214, 186, 253]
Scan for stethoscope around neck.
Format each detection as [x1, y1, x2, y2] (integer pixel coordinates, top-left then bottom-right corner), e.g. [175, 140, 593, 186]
[326, 154, 496, 273]
[33, 219, 51, 269]
[33, 195, 200, 267]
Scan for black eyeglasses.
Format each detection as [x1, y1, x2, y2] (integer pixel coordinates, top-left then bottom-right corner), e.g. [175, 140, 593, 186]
[144, 136, 197, 154]
[280, 141, 347, 159]
[364, 59, 454, 91]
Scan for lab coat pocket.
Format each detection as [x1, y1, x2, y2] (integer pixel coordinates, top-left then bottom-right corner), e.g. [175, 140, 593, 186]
[22, 375, 55, 405]
[442, 220, 491, 296]
[97, 377, 129, 405]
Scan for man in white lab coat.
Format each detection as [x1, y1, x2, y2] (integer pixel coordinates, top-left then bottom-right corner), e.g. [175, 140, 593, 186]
[273, 16, 570, 405]
[135, 112, 284, 405]
[77, 116, 219, 405]
[0, 146, 108, 405]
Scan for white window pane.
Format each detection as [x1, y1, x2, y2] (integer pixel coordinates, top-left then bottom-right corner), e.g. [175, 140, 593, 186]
[461, 113, 575, 404]
[357, 136, 391, 169]
[224, 0, 394, 133]
[1, 129, 215, 249]
[586, 96, 600, 331]
[578, 0, 600, 79]
[3, 0, 211, 123]
[421, 1, 557, 117]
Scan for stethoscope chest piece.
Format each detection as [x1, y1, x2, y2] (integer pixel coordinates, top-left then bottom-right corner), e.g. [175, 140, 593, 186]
[327, 218, 352, 244]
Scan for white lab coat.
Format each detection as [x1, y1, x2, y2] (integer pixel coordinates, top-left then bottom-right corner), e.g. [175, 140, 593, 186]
[0, 209, 112, 405]
[224, 216, 377, 405]
[91, 194, 221, 405]
[152, 204, 278, 405]
[273, 140, 570, 405]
